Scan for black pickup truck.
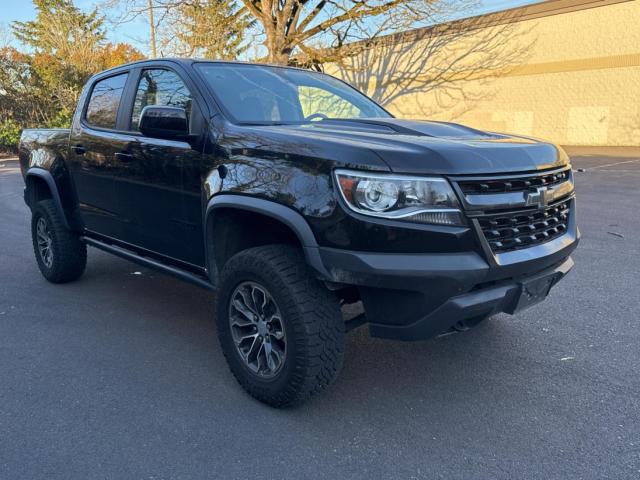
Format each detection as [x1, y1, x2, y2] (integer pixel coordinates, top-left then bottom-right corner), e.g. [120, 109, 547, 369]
[19, 59, 578, 407]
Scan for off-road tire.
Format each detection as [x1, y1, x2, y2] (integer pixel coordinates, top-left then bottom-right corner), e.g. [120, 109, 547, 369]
[31, 199, 87, 283]
[216, 244, 345, 408]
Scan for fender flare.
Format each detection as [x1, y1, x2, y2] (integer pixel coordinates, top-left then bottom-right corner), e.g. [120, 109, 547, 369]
[204, 194, 330, 283]
[25, 168, 71, 230]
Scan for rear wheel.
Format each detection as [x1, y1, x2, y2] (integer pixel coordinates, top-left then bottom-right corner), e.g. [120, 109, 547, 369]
[216, 244, 345, 407]
[31, 200, 87, 283]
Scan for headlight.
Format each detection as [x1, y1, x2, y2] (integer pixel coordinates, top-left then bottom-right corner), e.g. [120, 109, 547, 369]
[334, 169, 464, 225]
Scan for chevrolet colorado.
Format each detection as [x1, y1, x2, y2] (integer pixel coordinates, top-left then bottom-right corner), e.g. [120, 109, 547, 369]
[19, 59, 578, 407]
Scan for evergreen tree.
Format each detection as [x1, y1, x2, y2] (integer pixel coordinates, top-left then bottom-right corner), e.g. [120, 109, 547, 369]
[171, 0, 254, 60]
[0, 0, 143, 142]
[13, 0, 106, 74]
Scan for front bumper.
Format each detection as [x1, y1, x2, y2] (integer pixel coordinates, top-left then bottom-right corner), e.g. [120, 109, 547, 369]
[312, 211, 579, 340]
[369, 255, 573, 340]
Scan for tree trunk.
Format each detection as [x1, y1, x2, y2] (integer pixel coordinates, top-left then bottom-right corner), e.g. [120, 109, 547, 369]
[267, 49, 291, 65]
[264, 25, 292, 65]
[148, 0, 157, 58]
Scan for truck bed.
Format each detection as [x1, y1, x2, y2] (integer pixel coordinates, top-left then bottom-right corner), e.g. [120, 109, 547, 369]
[18, 128, 70, 173]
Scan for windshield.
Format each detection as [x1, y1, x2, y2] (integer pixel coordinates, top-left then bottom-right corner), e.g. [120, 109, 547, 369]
[196, 63, 390, 124]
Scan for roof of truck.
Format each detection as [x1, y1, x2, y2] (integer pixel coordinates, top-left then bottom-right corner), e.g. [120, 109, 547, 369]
[96, 58, 311, 77]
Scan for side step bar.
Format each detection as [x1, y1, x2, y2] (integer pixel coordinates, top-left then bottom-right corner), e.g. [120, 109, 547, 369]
[81, 237, 215, 291]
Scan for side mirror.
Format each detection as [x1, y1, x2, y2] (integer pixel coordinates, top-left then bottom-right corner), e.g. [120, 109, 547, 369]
[139, 106, 189, 140]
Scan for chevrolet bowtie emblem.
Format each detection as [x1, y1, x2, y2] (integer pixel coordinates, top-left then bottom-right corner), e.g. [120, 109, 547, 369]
[526, 186, 554, 208]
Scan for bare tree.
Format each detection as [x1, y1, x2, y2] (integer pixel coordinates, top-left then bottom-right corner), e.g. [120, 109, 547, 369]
[102, 0, 167, 55]
[109, 0, 501, 66]
[99, 0, 534, 121]
[147, 0, 157, 57]
[239, 0, 460, 65]
[102, 0, 252, 58]
[328, 6, 535, 117]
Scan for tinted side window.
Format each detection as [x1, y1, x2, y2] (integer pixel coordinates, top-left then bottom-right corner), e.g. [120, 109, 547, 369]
[131, 69, 192, 130]
[85, 73, 128, 129]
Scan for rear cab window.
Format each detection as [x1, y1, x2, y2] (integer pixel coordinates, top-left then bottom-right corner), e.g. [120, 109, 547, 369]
[85, 73, 128, 129]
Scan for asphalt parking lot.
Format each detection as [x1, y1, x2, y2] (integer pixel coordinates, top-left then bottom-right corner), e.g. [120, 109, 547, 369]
[1, 153, 638, 479]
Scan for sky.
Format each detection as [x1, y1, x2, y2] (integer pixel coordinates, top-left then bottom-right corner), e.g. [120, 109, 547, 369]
[0, 0, 544, 55]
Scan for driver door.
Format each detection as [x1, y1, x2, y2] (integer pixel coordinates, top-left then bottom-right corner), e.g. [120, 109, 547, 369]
[112, 67, 204, 266]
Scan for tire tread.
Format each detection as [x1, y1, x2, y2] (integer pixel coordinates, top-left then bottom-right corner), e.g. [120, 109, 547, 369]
[31, 199, 86, 283]
[216, 244, 344, 407]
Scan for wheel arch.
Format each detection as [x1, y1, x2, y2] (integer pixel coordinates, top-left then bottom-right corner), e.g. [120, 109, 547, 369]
[204, 195, 329, 285]
[24, 169, 71, 231]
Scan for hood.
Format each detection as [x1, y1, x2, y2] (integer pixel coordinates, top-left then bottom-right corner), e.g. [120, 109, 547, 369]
[246, 118, 567, 175]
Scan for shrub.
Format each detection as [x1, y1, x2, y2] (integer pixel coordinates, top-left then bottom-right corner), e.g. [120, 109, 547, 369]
[47, 109, 73, 129]
[0, 119, 21, 154]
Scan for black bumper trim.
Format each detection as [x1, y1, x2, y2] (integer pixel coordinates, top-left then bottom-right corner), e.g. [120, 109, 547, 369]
[318, 248, 490, 291]
[368, 256, 574, 341]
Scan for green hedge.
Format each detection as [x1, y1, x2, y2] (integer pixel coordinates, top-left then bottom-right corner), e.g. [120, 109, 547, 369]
[0, 119, 21, 154]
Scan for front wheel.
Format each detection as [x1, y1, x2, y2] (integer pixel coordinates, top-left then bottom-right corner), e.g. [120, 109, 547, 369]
[216, 245, 345, 407]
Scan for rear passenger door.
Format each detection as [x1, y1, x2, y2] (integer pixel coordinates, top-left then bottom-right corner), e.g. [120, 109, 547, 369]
[68, 72, 130, 239]
[113, 66, 205, 267]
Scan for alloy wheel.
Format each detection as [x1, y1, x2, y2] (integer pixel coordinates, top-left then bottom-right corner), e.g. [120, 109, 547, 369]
[228, 281, 287, 378]
[36, 217, 53, 268]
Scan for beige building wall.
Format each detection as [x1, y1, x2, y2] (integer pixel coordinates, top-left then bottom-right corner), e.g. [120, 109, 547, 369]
[334, 0, 640, 146]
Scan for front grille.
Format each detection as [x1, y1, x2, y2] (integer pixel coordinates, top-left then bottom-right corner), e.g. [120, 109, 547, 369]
[477, 200, 571, 253]
[458, 168, 570, 195]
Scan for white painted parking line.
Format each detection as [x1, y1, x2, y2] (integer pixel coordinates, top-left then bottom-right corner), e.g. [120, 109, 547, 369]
[583, 159, 640, 171]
